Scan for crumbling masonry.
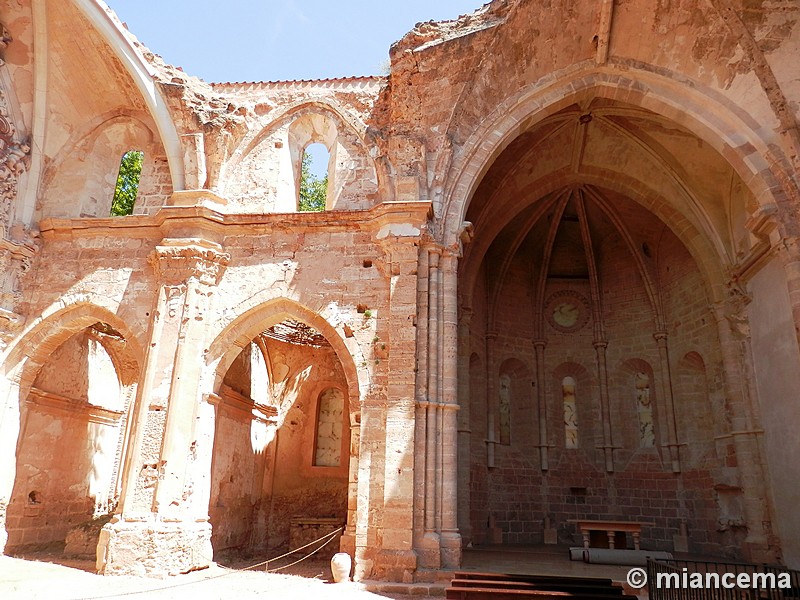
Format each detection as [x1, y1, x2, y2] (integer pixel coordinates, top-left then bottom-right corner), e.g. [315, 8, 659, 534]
[1, 0, 800, 582]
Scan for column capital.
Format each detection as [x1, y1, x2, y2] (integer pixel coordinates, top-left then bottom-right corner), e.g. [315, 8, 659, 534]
[149, 238, 230, 287]
[653, 330, 669, 344]
[711, 285, 753, 339]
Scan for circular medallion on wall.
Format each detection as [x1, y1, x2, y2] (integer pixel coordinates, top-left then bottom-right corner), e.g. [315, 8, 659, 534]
[545, 290, 591, 333]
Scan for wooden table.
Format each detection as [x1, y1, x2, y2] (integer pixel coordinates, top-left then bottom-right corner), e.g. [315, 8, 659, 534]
[567, 520, 655, 550]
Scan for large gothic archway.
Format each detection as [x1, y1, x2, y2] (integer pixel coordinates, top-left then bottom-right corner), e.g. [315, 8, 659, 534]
[455, 97, 780, 561]
[203, 298, 361, 561]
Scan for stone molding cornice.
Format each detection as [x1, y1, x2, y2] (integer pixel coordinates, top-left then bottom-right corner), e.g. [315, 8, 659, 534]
[27, 386, 124, 425]
[39, 200, 435, 243]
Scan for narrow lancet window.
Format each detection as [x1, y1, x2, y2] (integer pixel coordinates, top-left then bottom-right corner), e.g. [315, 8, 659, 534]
[563, 376, 578, 448]
[110, 150, 143, 216]
[299, 143, 329, 212]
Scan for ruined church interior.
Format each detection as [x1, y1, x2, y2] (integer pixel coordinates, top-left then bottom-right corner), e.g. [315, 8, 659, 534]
[0, 0, 799, 586]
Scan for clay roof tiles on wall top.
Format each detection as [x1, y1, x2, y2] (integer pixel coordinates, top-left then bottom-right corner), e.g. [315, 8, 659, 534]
[210, 76, 386, 92]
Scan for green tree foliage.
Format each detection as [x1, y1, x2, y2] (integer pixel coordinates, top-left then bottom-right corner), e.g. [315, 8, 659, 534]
[299, 151, 327, 212]
[110, 150, 144, 216]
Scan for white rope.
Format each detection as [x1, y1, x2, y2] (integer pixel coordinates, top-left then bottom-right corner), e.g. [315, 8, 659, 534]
[69, 526, 346, 599]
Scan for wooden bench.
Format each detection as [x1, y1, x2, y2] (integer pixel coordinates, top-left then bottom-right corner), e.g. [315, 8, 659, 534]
[567, 519, 654, 550]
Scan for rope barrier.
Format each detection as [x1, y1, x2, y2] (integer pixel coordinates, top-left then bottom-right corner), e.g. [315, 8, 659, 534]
[67, 526, 346, 600]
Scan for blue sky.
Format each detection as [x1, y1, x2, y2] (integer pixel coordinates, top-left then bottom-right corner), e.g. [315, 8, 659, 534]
[107, 1, 486, 83]
[107, 1, 484, 178]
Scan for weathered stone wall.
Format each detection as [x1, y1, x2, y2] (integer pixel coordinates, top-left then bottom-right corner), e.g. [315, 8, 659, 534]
[216, 83, 383, 213]
[259, 338, 349, 551]
[5, 330, 123, 552]
[1, 0, 800, 580]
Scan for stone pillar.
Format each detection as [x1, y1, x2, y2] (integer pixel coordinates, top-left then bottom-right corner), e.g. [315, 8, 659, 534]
[419, 247, 441, 568]
[533, 340, 549, 471]
[0, 375, 22, 552]
[98, 238, 229, 576]
[456, 307, 472, 545]
[353, 390, 381, 581]
[340, 414, 361, 559]
[484, 331, 498, 468]
[412, 245, 429, 548]
[711, 292, 776, 563]
[376, 235, 420, 581]
[653, 331, 681, 473]
[0, 243, 31, 548]
[593, 341, 615, 473]
[439, 249, 461, 567]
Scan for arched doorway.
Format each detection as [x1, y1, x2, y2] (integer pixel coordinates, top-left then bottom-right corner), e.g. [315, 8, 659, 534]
[0, 308, 141, 558]
[205, 301, 360, 562]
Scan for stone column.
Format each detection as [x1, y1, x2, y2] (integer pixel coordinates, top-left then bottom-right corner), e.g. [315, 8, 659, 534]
[533, 340, 549, 471]
[593, 340, 615, 473]
[412, 245, 429, 547]
[0, 375, 22, 552]
[484, 331, 498, 468]
[98, 238, 229, 577]
[653, 331, 681, 473]
[419, 247, 441, 568]
[439, 249, 461, 568]
[456, 307, 473, 545]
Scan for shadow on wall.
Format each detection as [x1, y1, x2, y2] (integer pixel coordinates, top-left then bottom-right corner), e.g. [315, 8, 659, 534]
[5, 324, 136, 558]
[209, 320, 351, 562]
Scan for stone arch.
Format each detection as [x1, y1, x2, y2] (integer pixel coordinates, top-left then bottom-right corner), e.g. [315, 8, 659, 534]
[38, 111, 168, 218]
[205, 296, 361, 420]
[460, 170, 727, 309]
[0, 301, 143, 553]
[2, 300, 144, 393]
[441, 66, 794, 248]
[72, 0, 184, 191]
[204, 297, 360, 559]
[223, 100, 382, 212]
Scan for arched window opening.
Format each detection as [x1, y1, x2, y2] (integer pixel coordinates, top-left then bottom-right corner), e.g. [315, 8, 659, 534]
[563, 376, 578, 448]
[299, 143, 329, 212]
[635, 372, 655, 447]
[314, 387, 344, 466]
[498, 374, 511, 445]
[110, 150, 144, 216]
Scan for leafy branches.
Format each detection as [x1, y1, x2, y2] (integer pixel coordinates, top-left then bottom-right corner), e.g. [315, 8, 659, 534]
[110, 150, 143, 216]
[299, 151, 327, 212]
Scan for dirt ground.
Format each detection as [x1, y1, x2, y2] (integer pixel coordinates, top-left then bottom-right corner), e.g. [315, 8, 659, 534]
[0, 553, 427, 600]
